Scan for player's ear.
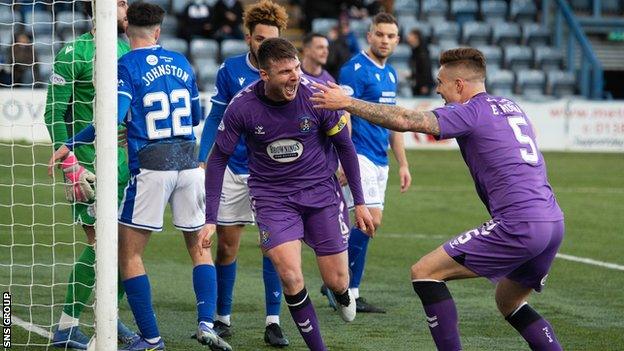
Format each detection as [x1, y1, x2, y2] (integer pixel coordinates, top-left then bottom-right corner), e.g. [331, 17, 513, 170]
[259, 69, 269, 82]
[154, 26, 161, 42]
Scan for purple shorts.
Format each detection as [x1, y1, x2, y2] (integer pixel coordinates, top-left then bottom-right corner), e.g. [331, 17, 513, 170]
[443, 219, 564, 292]
[252, 177, 350, 256]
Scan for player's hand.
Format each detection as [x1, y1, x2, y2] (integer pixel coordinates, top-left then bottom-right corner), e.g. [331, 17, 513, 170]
[310, 81, 351, 111]
[49, 149, 96, 203]
[354, 205, 375, 237]
[399, 165, 412, 193]
[336, 166, 347, 186]
[199, 162, 206, 169]
[47, 145, 72, 177]
[196, 223, 216, 255]
[118, 127, 128, 147]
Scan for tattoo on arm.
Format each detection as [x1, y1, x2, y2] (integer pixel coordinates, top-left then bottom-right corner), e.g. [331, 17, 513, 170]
[347, 98, 440, 136]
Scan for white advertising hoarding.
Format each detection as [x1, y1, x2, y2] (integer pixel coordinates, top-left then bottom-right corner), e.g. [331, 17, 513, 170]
[1, 89, 623, 152]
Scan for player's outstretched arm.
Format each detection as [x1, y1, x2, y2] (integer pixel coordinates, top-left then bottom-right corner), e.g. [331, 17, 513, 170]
[311, 81, 440, 136]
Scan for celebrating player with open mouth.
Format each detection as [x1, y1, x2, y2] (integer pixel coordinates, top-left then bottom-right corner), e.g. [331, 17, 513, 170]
[200, 37, 375, 351]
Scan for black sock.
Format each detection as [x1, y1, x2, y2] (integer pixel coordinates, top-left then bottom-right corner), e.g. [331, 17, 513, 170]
[333, 289, 350, 307]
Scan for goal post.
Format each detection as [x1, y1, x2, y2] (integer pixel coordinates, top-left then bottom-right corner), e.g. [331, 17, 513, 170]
[94, 0, 118, 350]
[0, 1, 119, 349]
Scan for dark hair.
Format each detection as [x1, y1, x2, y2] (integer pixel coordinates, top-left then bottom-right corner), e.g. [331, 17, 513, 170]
[303, 32, 327, 47]
[127, 2, 165, 27]
[372, 12, 398, 27]
[243, 0, 288, 35]
[257, 37, 298, 70]
[439, 48, 486, 78]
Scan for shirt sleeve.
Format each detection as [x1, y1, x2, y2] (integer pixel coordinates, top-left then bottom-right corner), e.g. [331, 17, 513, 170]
[322, 110, 348, 137]
[432, 102, 479, 140]
[214, 105, 243, 155]
[338, 62, 363, 99]
[189, 74, 202, 126]
[44, 45, 82, 149]
[117, 62, 134, 102]
[209, 63, 231, 106]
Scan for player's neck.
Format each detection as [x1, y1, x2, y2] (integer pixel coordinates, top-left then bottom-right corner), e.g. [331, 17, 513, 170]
[366, 48, 387, 67]
[301, 59, 322, 77]
[130, 37, 158, 50]
[460, 85, 487, 103]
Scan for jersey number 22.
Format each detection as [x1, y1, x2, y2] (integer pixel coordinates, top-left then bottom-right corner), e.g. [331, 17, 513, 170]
[143, 88, 192, 140]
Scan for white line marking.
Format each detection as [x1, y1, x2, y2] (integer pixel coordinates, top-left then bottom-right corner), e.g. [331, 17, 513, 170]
[11, 315, 53, 340]
[380, 233, 624, 271]
[399, 185, 624, 195]
[555, 253, 624, 271]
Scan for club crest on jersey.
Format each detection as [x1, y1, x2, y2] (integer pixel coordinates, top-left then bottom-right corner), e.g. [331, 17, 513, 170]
[146, 54, 158, 66]
[299, 116, 312, 133]
[260, 229, 270, 245]
[255, 125, 265, 135]
[267, 139, 303, 163]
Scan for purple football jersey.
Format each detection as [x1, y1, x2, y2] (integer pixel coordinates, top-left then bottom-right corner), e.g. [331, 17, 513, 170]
[215, 79, 347, 199]
[302, 68, 335, 85]
[433, 92, 563, 222]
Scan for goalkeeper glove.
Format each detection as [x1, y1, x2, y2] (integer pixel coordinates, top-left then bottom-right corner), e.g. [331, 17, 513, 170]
[60, 152, 96, 203]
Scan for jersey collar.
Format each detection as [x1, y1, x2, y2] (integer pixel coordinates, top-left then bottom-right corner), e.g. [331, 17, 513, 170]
[361, 50, 385, 69]
[133, 44, 161, 51]
[246, 52, 259, 72]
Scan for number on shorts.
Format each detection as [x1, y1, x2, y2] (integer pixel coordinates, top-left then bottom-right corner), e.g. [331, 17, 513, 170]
[143, 88, 192, 140]
[338, 196, 349, 235]
[507, 116, 538, 164]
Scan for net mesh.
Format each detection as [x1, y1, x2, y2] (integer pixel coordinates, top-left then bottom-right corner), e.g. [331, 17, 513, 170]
[0, 1, 98, 348]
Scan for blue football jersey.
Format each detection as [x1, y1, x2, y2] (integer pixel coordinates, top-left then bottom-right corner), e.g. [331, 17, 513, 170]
[338, 51, 398, 166]
[117, 45, 201, 173]
[198, 52, 260, 174]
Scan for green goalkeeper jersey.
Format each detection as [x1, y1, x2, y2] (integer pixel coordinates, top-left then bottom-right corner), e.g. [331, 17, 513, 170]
[44, 32, 131, 174]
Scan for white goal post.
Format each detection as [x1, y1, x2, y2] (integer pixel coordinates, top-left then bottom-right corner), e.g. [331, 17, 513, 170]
[94, 0, 118, 350]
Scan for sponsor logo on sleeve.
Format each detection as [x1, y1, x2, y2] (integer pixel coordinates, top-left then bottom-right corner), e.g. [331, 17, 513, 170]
[50, 73, 66, 85]
[266, 139, 303, 163]
[340, 85, 354, 96]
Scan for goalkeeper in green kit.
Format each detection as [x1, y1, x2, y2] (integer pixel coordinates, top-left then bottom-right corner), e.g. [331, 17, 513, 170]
[44, 1, 138, 349]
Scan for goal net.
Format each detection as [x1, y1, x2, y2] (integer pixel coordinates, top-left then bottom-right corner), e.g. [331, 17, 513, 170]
[0, 1, 118, 349]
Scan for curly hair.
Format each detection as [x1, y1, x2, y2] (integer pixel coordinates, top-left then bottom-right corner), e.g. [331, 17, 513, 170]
[243, 0, 288, 35]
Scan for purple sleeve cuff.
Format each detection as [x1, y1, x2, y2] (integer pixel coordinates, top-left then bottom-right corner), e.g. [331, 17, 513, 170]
[204, 146, 230, 224]
[331, 128, 365, 205]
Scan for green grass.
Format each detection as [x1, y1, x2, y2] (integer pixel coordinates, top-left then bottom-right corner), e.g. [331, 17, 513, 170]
[1, 146, 623, 350]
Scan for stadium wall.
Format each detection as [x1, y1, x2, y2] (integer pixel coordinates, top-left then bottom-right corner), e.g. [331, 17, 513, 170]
[1, 89, 623, 152]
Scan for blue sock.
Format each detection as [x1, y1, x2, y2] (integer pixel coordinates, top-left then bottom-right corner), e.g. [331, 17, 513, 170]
[263, 256, 282, 317]
[193, 264, 217, 324]
[216, 261, 236, 317]
[348, 227, 370, 289]
[123, 275, 160, 339]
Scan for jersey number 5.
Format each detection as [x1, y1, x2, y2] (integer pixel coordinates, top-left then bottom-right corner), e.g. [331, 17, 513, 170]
[507, 116, 538, 164]
[143, 88, 192, 140]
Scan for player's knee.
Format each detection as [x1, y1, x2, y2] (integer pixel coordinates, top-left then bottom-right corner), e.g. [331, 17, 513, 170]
[278, 269, 304, 294]
[216, 240, 238, 264]
[323, 270, 349, 293]
[495, 294, 523, 316]
[410, 260, 432, 280]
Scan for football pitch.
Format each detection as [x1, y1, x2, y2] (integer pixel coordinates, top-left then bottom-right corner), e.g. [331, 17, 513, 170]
[1, 146, 623, 350]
